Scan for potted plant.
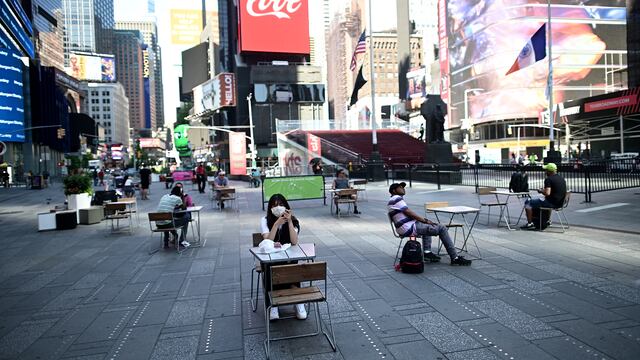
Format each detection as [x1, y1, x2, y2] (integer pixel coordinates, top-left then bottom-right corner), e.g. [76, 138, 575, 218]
[63, 174, 93, 220]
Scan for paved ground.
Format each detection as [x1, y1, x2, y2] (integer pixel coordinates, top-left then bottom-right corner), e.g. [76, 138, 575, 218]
[1, 180, 640, 360]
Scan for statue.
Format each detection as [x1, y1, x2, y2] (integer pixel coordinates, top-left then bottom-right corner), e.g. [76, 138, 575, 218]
[420, 95, 447, 143]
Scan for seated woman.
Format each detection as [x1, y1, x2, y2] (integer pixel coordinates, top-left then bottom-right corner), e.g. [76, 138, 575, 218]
[333, 169, 360, 214]
[123, 175, 135, 198]
[260, 193, 306, 321]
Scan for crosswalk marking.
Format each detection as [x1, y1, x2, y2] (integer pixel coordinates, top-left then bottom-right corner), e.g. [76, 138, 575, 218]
[576, 203, 629, 213]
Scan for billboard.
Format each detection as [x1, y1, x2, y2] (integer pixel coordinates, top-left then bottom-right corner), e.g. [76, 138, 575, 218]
[193, 73, 237, 114]
[306, 133, 321, 161]
[238, 0, 310, 54]
[444, 0, 627, 126]
[66, 53, 116, 82]
[0, 49, 24, 142]
[229, 131, 247, 175]
[170, 9, 216, 45]
[139, 138, 165, 149]
[263, 176, 324, 202]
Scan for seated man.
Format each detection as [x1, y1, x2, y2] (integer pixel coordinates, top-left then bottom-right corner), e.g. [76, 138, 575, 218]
[333, 169, 360, 214]
[521, 163, 566, 229]
[250, 168, 262, 188]
[388, 182, 471, 266]
[156, 186, 189, 248]
[213, 171, 229, 209]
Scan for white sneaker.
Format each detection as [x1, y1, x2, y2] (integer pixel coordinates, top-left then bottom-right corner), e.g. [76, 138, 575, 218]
[295, 304, 307, 320]
[269, 307, 280, 320]
[181, 241, 191, 247]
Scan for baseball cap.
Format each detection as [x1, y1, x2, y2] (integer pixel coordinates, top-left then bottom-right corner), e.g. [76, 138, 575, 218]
[542, 163, 557, 172]
[388, 182, 407, 194]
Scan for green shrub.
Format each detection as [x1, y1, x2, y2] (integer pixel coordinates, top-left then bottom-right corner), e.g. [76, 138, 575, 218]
[63, 174, 93, 195]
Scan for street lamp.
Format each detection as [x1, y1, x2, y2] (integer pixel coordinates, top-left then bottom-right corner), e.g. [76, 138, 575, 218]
[246, 93, 257, 169]
[463, 88, 483, 160]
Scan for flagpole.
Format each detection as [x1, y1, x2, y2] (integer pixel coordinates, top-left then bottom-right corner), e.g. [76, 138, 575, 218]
[368, 0, 378, 154]
[547, 0, 554, 150]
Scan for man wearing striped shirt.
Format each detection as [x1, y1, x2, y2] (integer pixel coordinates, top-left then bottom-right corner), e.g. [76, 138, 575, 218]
[156, 186, 189, 248]
[388, 182, 471, 266]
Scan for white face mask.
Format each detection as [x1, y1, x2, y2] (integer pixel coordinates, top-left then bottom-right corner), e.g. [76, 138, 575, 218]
[271, 205, 286, 217]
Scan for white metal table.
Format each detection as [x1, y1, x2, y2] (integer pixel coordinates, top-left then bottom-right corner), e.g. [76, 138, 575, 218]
[176, 205, 204, 247]
[249, 243, 316, 264]
[490, 191, 531, 230]
[429, 206, 481, 259]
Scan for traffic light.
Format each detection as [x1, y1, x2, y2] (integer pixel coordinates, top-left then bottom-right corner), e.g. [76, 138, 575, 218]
[57, 128, 66, 139]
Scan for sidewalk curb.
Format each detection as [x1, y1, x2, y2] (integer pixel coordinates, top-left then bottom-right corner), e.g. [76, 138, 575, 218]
[569, 224, 640, 235]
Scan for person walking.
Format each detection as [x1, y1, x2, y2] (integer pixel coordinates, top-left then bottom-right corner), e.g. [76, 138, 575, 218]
[139, 164, 151, 200]
[196, 163, 206, 193]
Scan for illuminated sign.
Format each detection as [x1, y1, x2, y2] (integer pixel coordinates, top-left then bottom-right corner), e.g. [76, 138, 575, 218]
[170, 9, 215, 45]
[66, 53, 116, 82]
[193, 73, 237, 114]
[142, 49, 150, 79]
[0, 48, 24, 142]
[238, 0, 310, 54]
[0, 1, 34, 58]
[229, 132, 247, 175]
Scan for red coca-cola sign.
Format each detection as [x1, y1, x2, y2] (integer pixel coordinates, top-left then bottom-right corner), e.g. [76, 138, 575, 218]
[239, 0, 310, 54]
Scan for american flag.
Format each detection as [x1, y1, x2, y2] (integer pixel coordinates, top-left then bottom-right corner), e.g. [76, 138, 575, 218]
[350, 29, 367, 71]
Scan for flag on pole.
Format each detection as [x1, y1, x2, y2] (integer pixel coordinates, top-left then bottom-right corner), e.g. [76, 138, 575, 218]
[349, 65, 367, 106]
[350, 29, 367, 71]
[505, 24, 547, 75]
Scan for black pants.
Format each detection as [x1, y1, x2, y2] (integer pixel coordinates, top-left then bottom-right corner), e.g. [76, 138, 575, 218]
[157, 217, 189, 243]
[197, 174, 206, 193]
[262, 260, 298, 307]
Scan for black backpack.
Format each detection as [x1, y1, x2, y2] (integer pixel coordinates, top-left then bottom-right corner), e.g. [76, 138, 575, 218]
[532, 208, 551, 230]
[398, 240, 424, 273]
[509, 172, 529, 193]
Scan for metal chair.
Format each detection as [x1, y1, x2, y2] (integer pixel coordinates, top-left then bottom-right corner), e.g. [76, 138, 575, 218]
[424, 201, 465, 255]
[540, 191, 571, 232]
[332, 188, 358, 218]
[250, 232, 264, 312]
[147, 212, 185, 254]
[104, 203, 132, 233]
[477, 186, 509, 226]
[351, 179, 368, 201]
[264, 262, 336, 359]
[389, 213, 410, 267]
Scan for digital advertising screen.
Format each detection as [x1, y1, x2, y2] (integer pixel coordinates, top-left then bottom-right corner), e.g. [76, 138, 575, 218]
[67, 53, 116, 82]
[443, 0, 627, 126]
[0, 49, 25, 142]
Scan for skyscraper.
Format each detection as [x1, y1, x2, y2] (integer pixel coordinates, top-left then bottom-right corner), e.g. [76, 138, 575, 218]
[112, 29, 150, 131]
[62, 0, 114, 64]
[28, 0, 65, 69]
[115, 20, 164, 128]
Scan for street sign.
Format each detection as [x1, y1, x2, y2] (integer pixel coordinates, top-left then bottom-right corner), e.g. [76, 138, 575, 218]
[0, 141, 6, 156]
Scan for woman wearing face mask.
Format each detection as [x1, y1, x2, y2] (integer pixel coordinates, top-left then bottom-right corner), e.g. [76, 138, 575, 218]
[260, 193, 304, 321]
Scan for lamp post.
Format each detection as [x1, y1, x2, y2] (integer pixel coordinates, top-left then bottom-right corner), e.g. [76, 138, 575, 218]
[463, 88, 483, 160]
[246, 93, 257, 169]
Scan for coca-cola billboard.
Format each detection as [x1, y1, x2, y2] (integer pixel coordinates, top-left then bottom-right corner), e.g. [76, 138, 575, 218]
[238, 0, 310, 54]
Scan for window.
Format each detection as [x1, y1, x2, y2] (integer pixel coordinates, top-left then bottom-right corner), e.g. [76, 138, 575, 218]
[91, 91, 98, 96]
[102, 98, 110, 104]
[103, 106, 110, 111]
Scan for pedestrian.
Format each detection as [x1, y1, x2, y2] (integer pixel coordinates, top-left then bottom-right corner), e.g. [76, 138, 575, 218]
[139, 164, 151, 200]
[92, 168, 98, 186]
[196, 163, 206, 193]
[418, 123, 425, 142]
[98, 167, 105, 186]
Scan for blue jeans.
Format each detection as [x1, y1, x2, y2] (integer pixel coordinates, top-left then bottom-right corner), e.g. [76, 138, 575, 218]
[525, 198, 555, 210]
[415, 222, 458, 259]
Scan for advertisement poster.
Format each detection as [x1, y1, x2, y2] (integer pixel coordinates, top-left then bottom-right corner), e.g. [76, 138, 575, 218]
[67, 53, 116, 82]
[238, 0, 309, 54]
[306, 133, 321, 161]
[170, 9, 215, 45]
[193, 73, 237, 113]
[229, 131, 247, 175]
[0, 49, 24, 142]
[262, 176, 324, 202]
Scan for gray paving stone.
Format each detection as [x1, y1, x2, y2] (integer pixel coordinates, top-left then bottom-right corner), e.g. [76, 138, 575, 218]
[12, 271, 62, 293]
[596, 283, 640, 304]
[549, 281, 634, 308]
[451, 268, 504, 287]
[536, 291, 626, 324]
[331, 321, 389, 360]
[488, 288, 564, 317]
[17, 334, 76, 360]
[334, 279, 379, 301]
[366, 278, 421, 304]
[0, 319, 57, 359]
[532, 263, 604, 285]
[533, 336, 615, 360]
[464, 322, 556, 360]
[485, 270, 555, 294]
[83, 285, 123, 305]
[12, 285, 68, 311]
[45, 305, 105, 336]
[112, 282, 153, 304]
[0, 314, 30, 339]
[104, 324, 163, 360]
[611, 304, 640, 322]
[424, 292, 485, 322]
[205, 292, 241, 318]
[180, 275, 214, 297]
[469, 299, 553, 334]
[346, 261, 387, 279]
[614, 325, 640, 343]
[72, 272, 110, 289]
[152, 272, 187, 294]
[428, 273, 488, 298]
[385, 339, 444, 360]
[405, 312, 481, 353]
[553, 319, 640, 360]
[200, 316, 243, 354]
[445, 348, 501, 360]
[150, 335, 199, 360]
[189, 260, 216, 276]
[76, 309, 134, 344]
[352, 299, 411, 333]
[130, 266, 164, 283]
[212, 268, 240, 286]
[494, 261, 561, 281]
[166, 299, 207, 327]
[42, 288, 93, 311]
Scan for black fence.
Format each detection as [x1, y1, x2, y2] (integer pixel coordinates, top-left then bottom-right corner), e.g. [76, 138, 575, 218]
[384, 158, 640, 203]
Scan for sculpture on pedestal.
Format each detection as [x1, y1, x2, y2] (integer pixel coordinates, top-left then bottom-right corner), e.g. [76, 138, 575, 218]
[420, 95, 447, 143]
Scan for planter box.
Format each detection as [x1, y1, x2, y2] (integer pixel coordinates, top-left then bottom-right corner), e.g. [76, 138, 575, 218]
[67, 193, 92, 222]
[38, 212, 56, 231]
[79, 206, 103, 225]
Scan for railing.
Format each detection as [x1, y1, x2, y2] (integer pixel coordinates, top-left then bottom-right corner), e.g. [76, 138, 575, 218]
[382, 158, 640, 203]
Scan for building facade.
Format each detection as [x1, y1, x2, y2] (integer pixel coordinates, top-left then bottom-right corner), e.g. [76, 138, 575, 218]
[112, 29, 149, 132]
[80, 82, 130, 146]
[61, 0, 114, 65]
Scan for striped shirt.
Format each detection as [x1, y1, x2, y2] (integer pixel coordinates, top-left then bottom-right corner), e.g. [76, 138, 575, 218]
[156, 194, 183, 225]
[388, 195, 415, 237]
